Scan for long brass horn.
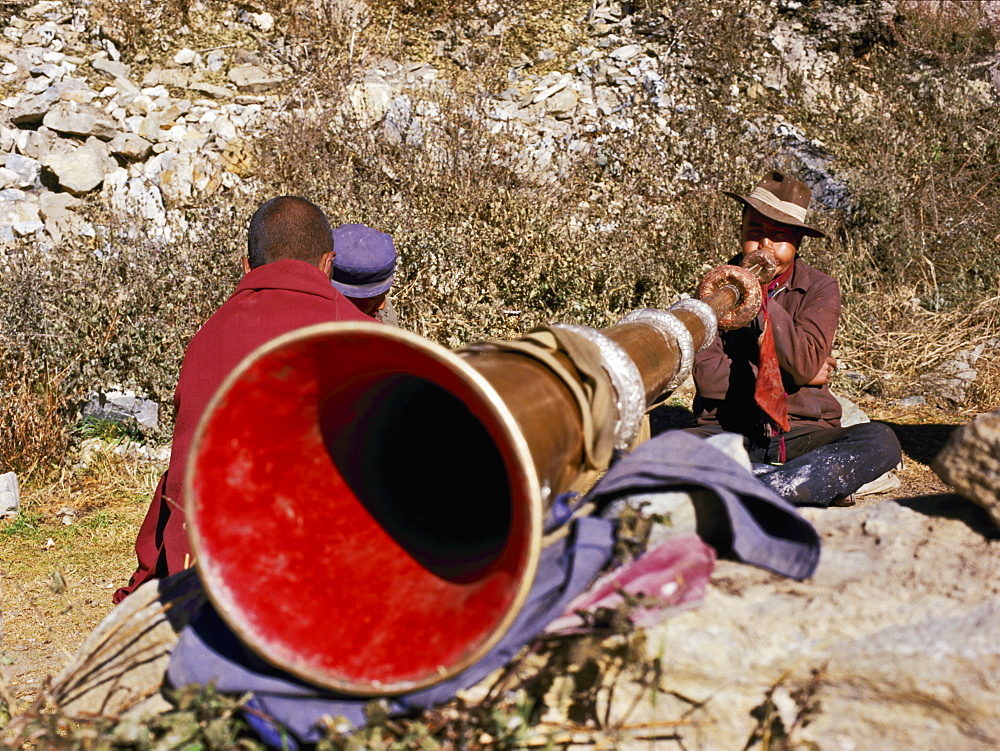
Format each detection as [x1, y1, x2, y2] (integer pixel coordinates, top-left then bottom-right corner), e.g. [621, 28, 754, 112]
[184, 253, 775, 696]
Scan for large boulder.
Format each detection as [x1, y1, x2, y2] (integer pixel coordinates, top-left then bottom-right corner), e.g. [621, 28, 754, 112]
[932, 410, 1000, 529]
[601, 500, 1000, 749]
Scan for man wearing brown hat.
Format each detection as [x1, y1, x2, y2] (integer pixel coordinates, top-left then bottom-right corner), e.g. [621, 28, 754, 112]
[687, 170, 902, 507]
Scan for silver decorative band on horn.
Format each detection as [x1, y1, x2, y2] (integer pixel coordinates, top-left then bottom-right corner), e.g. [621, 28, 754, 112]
[668, 298, 718, 352]
[552, 323, 645, 451]
[616, 309, 694, 392]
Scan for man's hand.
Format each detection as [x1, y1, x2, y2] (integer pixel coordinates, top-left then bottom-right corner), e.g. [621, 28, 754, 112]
[808, 355, 837, 386]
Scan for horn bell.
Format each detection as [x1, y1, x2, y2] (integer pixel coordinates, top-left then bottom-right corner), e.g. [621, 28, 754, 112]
[185, 322, 542, 695]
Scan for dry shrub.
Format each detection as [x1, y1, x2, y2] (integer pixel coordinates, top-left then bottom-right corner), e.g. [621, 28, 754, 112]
[252, 77, 709, 348]
[0, 370, 71, 479]
[91, 0, 195, 51]
[0, 202, 250, 473]
[894, 1, 999, 61]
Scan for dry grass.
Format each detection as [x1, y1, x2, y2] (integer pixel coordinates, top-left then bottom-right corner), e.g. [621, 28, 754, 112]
[0, 372, 72, 481]
[837, 290, 1000, 410]
[1, 450, 161, 704]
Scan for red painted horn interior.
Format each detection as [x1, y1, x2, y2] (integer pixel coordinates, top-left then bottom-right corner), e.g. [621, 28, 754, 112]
[187, 325, 538, 694]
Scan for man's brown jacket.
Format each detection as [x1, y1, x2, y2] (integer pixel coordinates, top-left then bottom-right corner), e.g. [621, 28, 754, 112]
[691, 257, 843, 441]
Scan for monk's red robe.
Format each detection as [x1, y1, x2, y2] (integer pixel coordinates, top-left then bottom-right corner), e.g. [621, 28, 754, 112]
[114, 260, 370, 602]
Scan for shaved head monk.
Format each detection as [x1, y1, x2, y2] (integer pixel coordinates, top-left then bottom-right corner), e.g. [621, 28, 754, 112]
[115, 197, 372, 602]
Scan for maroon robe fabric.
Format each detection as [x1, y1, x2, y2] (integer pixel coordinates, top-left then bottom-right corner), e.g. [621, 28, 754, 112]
[114, 260, 371, 603]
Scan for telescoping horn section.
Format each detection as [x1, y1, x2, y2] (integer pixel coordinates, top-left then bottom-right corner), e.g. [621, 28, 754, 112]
[185, 322, 543, 695]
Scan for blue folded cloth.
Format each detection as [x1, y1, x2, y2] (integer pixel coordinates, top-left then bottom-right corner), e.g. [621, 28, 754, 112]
[583, 430, 820, 580]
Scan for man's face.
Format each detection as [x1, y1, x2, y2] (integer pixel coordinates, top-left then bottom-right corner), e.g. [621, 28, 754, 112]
[740, 209, 803, 277]
[348, 293, 387, 318]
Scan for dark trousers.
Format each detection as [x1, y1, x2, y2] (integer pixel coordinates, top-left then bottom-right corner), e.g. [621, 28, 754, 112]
[684, 422, 903, 508]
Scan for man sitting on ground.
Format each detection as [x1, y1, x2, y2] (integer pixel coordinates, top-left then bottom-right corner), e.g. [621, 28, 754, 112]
[114, 197, 371, 602]
[331, 222, 399, 326]
[685, 170, 902, 507]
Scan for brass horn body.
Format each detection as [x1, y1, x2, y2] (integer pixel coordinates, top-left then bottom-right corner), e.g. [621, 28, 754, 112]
[185, 256, 775, 696]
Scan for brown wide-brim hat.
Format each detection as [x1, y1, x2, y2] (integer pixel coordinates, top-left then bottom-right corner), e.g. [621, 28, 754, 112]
[723, 169, 826, 238]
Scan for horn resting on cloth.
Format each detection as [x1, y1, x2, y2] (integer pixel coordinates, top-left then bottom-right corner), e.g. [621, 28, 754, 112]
[184, 252, 778, 695]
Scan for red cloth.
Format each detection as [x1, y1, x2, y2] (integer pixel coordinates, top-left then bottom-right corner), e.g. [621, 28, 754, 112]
[754, 267, 792, 436]
[114, 260, 371, 603]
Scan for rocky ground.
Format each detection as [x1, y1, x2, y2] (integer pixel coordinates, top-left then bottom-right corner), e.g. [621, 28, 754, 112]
[3, 401, 998, 750]
[629, 459, 1000, 749]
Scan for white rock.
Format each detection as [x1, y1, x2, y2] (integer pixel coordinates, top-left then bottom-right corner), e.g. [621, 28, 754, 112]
[933, 409, 1000, 529]
[18, 125, 70, 160]
[140, 84, 170, 99]
[228, 102, 262, 128]
[7, 89, 58, 124]
[82, 389, 159, 430]
[545, 87, 579, 119]
[158, 151, 221, 207]
[533, 77, 570, 104]
[209, 117, 239, 141]
[105, 172, 165, 224]
[347, 81, 395, 127]
[594, 85, 620, 116]
[41, 50, 68, 65]
[0, 166, 19, 188]
[610, 44, 643, 62]
[109, 131, 153, 160]
[25, 74, 52, 93]
[173, 48, 197, 66]
[188, 81, 233, 99]
[40, 137, 114, 194]
[42, 100, 119, 139]
[4, 153, 41, 186]
[123, 113, 143, 133]
[227, 64, 283, 93]
[162, 123, 190, 143]
[113, 75, 141, 102]
[137, 112, 165, 141]
[21, 22, 58, 47]
[142, 151, 174, 182]
[251, 12, 275, 32]
[51, 79, 97, 104]
[206, 50, 226, 72]
[0, 472, 18, 519]
[38, 190, 81, 219]
[605, 499, 1000, 750]
[91, 55, 131, 80]
[0, 126, 28, 153]
[0, 188, 42, 232]
[103, 39, 120, 62]
[147, 68, 190, 88]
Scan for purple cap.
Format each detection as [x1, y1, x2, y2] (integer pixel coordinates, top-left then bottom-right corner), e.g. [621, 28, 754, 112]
[330, 223, 397, 298]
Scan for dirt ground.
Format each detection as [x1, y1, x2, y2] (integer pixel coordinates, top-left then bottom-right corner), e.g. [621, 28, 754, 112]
[1, 456, 159, 706]
[0, 399, 978, 711]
